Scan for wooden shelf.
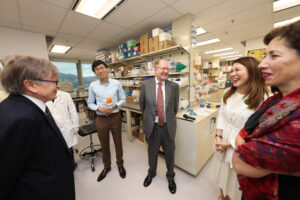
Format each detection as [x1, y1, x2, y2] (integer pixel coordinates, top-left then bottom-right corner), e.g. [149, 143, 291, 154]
[141, 45, 187, 57]
[108, 45, 187, 67]
[121, 85, 141, 88]
[113, 71, 188, 79]
[202, 67, 219, 70]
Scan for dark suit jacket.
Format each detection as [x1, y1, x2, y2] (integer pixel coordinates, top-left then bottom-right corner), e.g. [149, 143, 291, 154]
[140, 78, 179, 141]
[0, 95, 75, 200]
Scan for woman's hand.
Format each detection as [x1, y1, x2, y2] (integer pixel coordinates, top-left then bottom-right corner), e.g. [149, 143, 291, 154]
[216, 138, 231, 153]
[215, 137, 231, 153]
[235, 135, 245, 147]
[215, 137, 225, 153]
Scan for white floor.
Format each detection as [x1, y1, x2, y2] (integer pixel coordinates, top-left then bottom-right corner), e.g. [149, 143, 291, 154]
[74, 131, 219, 200]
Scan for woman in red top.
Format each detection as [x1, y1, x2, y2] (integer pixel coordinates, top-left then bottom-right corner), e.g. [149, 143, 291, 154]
[232, 20, 300, 200]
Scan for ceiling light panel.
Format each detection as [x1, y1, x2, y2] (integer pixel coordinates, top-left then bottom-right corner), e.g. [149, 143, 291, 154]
[50, 45, 71, 54]
[74, 0, 123, 19]
[195, 38, 220, 47]
[273, 0, 300, 12]
[274, 16, 300, 27]
[197, 27, 207, 35]
[213, 51, 239, 57]
[204, 47, 233, 54]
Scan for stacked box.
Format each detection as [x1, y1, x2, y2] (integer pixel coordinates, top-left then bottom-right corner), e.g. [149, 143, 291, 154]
[152, 28, 163, 37]
[127, 39, 137, 47]
[148, 36, 159, 53]
[159, 32, 171, 42]
[139, 33, 149, 55]
[96, 49, 111, 63]
[159, 40, 176, 50]
[117, 43, 128, 60]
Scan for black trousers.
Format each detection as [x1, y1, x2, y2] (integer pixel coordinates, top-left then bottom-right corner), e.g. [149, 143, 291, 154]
[147, 124, 175, 179]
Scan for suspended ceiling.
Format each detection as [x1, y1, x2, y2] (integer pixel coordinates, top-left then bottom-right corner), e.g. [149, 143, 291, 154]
[0, 0, 299, 62]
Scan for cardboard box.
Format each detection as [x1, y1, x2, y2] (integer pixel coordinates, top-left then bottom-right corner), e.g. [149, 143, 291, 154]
[139, 33, 149, 55]
[152, 28, 163, 37]
[159, 32, 171, 42]
[159, 40, 176, 50]
[148, 36, 159, 53]
[131, 129, 138, 138]
[138, 132, 145, 143]
[126, 96, 139, 103]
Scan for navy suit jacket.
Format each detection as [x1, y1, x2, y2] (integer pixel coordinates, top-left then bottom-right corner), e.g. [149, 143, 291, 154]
[0, 95, 75, 200]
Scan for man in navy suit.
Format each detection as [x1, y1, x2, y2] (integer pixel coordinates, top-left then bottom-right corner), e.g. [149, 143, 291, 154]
[0, 55, 75, 200]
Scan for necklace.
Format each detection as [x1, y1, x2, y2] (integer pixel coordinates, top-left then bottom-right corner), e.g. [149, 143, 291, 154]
[244, 99, 248, 105]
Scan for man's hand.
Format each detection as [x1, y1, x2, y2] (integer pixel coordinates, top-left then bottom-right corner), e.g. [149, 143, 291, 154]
[97, 106, 108, 113]
[105, 106, 115, 115]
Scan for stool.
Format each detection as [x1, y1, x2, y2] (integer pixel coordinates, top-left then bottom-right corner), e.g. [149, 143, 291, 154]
[78, 124, 101, 172]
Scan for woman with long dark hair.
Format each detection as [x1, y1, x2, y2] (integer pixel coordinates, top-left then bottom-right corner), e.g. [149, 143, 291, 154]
[211, 57, 269, 200]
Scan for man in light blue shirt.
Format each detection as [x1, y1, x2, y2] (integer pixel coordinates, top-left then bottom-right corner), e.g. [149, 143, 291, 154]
[88, 60, 126, 182]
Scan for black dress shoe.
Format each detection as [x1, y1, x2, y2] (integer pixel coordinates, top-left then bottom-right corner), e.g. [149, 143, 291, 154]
[143, 175, 153, 187]
[118, 166, 126, 178]
[97, 167, 111, 182]
[168, 179, 176, 194]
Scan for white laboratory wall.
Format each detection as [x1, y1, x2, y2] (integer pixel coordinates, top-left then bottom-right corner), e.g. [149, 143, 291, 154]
[245, 36, 266, 54]
[0, 27, 48, 60]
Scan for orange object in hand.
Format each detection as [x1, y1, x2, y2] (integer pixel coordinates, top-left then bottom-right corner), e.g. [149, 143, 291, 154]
[106, 97, 112, 103]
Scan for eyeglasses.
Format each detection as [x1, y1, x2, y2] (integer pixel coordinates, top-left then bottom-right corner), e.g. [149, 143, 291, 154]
[37, 79, 59, 85]
[94, 67, 107, 71]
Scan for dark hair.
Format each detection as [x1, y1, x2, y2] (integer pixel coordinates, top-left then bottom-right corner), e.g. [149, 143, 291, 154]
[223, 57, 269, 110]
[0, 55, 58, 94]
[91, 60, 107, 72]
[264, 20, 300, 55]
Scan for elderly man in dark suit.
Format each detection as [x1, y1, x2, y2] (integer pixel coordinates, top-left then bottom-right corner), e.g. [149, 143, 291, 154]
[0, 55, 75, 200]
[140, 59, 179, 194]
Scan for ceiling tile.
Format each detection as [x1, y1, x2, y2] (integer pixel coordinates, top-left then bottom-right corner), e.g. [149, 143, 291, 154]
[131, 7, 180, 32]
[23, 25, 57, 36]
[39, 0, 74, 9]
[171, 0, 225, 15]
[75, 38, 113, 51]
[105, 0, 167, 28]
[196, 33, 218, 42]
[161, 0, 178, 5]
[87, 21, 126, 41]
[273, 5, 300, 23]
[193, 0, 270, 26]
[201, 2, 272, 32]
[110, 30, 138, 46]
[67, 48, 90, 56]
[52, 33, 82, 46]
[212, 22, 273, 43]
[0, 19, 22, 30]
[59, 11, 101, 37]
[19, 0, 67, 31]
[0, 0, 20, 23]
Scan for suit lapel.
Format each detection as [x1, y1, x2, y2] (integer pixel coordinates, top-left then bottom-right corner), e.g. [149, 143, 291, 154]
[19, 95, 70, 153]
[150, 78, 156, 106]
[44, 112, 70, 153]
[165, 80, 171, 108]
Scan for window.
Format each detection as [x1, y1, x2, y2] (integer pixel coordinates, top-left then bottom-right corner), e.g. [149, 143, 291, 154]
[81, 63, 98, 91]
[52, 61, 78, 91]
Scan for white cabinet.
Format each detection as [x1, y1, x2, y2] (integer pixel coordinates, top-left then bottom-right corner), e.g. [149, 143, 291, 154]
[175, 106, 219, 176]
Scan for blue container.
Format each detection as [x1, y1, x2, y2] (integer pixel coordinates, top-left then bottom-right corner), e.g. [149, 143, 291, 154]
[124, 91, 132, 96]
